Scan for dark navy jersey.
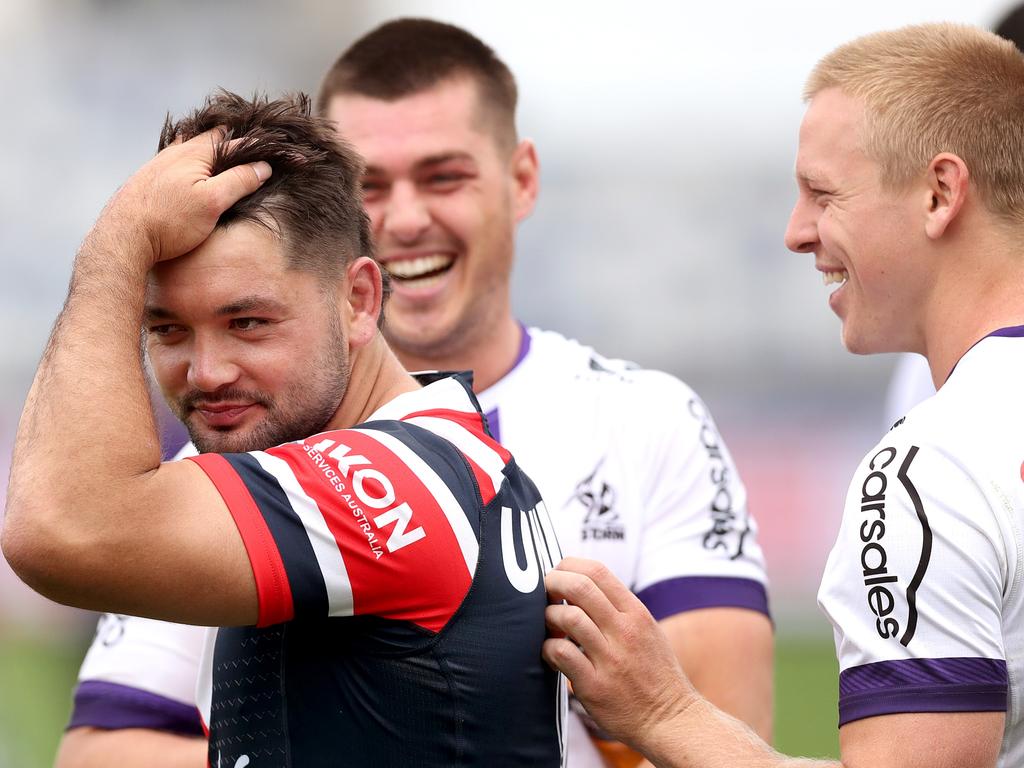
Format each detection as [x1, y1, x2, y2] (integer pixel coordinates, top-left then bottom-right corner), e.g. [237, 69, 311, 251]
[189, 373, 566, 767]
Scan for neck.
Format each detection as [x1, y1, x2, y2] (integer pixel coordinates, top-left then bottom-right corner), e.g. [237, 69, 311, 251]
[921, 229, 1024, 387]
[329, 334, 422, 429]
[394, 314, 523, 393]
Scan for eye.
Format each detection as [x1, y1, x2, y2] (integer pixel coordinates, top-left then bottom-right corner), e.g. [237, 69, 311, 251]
[230, 317, 268, 332]
[147, 324, 186, 337]
[360, 178, 388, 200]
[426, 172, 467, 190]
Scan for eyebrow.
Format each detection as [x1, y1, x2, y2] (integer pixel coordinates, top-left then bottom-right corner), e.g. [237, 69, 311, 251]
[796, 168, 831, 187]
[364, 151, 477, 177]
[143, 295, 288, 323]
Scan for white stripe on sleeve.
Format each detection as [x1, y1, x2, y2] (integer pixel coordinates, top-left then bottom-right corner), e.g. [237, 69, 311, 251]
[251, 451, 355, 617]
[350, 429, 479, 577]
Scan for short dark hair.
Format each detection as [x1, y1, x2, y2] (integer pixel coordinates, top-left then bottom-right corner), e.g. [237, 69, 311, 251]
[316, 18, 518, 149]
[159, 91, 389, 318]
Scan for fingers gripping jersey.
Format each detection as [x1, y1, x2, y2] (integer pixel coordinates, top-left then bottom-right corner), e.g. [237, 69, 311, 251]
[479, 328, 770, 767]
[200, 375, 568, 766]
[818, 331, 1024, 766]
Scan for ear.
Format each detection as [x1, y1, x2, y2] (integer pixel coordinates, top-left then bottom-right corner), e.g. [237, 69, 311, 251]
[341, 257, 383, 351]
[510, 139, 539, 223]
[923, 153, 969, 240]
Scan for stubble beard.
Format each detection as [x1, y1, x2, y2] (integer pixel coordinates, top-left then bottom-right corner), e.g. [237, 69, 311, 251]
[175, 317, 351, 455]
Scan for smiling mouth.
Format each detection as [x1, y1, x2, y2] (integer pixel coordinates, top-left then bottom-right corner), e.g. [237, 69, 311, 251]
[822, 269, 849, 287]
[386, 254, 455, 287]
[192, 403, 258, 429]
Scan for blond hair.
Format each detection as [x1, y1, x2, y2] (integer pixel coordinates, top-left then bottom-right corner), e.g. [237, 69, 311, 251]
[806, 23, 1024, 224]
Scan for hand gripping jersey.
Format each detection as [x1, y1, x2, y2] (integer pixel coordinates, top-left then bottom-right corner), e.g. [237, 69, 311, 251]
[818, 329, 1024, 766]
[71, 328, 767, 768]
[478, 328, 769, 767]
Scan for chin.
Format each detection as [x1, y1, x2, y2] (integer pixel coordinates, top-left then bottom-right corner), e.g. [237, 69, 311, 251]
[188, 427, 246, 455]
[840, 326, 894, 356]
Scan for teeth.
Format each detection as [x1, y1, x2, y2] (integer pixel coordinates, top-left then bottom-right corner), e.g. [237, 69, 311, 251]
[822, 270, 849, 286]
[387, 254, 454, 279]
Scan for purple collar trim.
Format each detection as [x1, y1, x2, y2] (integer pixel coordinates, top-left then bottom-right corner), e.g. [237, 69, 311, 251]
[482, 323, 530, 445]
[946, 324, 1024, 384]
[511, 321, 532, 369]
[985, 325, 1024, 338]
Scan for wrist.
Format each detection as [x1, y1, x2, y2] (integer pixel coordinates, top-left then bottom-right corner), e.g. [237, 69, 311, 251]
[76, 211, 157, 282]
[631, 683, 703, 768]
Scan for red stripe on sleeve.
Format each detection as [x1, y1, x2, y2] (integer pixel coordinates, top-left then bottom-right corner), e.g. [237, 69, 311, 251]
[187, 454, 294, 626]
[402, 408, 513, 464]
[461, 453, 496, 506]
[401, 408, 506, 505]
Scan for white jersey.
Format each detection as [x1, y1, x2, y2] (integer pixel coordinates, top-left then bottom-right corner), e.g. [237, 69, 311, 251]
[818, 330, 1024, 766]
[71, 327, 769, 767]
[883, 352, 935, 430]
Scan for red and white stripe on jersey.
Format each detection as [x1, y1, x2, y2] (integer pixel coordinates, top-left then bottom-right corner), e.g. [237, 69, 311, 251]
[189, 452, 295, 626]
[402, 408, 513, 504]
[250, 450, 354, 617]
[404, 410, 510, 504]
[197, 421, 484, 633]
[347, 427, 480, 579]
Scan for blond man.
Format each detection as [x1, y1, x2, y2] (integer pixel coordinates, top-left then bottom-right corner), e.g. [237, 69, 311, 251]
[545, 22, 1024, 768]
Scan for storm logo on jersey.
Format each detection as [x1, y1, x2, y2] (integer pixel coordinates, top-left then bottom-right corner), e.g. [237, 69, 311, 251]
[569, 459, 625, 542]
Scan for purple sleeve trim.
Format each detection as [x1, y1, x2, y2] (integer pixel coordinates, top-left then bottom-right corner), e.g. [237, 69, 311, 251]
[838, 657, 1008, 726]
[68, 680, 204, 736]
[635, 576, 770, 621]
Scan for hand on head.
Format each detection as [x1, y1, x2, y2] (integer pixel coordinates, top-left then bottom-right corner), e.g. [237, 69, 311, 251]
[543, 557, 697, 749]
[101, 128, 272, 268]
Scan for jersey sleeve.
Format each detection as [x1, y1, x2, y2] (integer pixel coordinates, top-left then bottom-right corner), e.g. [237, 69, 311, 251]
[630, 373, 770, 621]
[817, 440, 1009, 726]
[188, 425, 479, 630]
[68, 614, 205, 735]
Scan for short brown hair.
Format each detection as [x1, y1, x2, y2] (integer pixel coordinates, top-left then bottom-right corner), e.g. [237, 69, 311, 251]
[316, 18, 518, 149]
[159, 91, 379, 287]
[806, 23, 1024, 225]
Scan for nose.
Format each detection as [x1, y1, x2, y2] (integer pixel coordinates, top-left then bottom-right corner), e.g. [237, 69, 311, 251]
[381, 180, 431, 244]
[186, 335, 241, 393]
[784, 195, 819, 254]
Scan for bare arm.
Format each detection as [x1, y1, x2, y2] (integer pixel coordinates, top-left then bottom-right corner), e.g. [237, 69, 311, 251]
[661, 607, 773, 742]
[55, 728, 205, 768]
[2, 132, 269, 625]
[544, 558, 1002, 768]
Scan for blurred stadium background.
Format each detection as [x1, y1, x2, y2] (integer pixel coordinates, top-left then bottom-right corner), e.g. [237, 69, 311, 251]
[1, 0, 1017, 764]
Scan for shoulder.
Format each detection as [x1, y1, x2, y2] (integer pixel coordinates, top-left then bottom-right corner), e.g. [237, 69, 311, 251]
[527, 327, 700, 404]
[820, 411, 1016, 662]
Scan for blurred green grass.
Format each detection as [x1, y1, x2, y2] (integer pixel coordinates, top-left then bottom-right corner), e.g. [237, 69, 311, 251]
[774, 631, 840, 759]
[0, 625, 840, 767]
[0, 628, 83, 768]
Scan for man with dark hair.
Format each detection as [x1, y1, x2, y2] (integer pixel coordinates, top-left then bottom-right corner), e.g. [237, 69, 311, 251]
[58, 18, 772, 768]
[3, 90, 565, 767]
[318, 23, 772, 767]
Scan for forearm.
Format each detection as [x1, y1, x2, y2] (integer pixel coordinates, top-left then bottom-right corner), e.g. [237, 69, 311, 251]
[638, 696, 835, 768]
[661, 608, 774, 743]
[55, 727, 206, 768]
